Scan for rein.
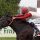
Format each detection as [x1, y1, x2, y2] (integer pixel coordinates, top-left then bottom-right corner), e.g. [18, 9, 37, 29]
[9, 17, 14, 25]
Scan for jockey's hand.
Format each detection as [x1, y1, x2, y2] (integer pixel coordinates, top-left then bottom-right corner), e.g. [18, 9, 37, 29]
[12, 17, 16, 19]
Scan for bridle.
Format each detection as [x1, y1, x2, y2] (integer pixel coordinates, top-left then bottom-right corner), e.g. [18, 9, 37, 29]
[9, 17, 14, 25]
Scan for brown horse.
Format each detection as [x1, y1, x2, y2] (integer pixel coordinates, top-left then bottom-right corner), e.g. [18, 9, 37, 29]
[10, 19, 34, 40]
[0, 12, 34, 40]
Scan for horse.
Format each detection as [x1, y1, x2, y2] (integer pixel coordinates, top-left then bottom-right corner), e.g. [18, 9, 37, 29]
[0, 12, 34, 40]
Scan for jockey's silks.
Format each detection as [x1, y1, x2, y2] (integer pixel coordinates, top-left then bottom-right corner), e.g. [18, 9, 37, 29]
[15, 13, 32, 20]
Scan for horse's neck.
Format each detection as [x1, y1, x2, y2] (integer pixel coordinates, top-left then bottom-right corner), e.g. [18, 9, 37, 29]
[10, 19, 32, 33]
[1, 16, 12, 26]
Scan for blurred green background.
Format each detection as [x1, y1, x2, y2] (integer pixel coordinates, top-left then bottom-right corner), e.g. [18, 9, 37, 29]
[0, 0, 20, 16]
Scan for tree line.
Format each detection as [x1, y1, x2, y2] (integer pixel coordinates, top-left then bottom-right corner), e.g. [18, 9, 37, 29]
[0, 0, 20, 17]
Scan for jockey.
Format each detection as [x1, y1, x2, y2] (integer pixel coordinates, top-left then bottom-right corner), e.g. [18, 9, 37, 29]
[13, 7, 39, 32]
[14, 7, 32, 21]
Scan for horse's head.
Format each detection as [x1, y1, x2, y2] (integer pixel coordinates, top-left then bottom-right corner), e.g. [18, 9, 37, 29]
[0, 12, 13, 29]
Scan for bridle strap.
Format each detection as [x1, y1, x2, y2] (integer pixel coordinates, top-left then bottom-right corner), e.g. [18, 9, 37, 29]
[9, 17, 14, 25]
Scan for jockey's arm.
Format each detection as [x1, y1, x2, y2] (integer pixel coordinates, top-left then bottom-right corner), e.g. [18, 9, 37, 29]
[12, 14, 23, 19]
[14, 13, 32, 19]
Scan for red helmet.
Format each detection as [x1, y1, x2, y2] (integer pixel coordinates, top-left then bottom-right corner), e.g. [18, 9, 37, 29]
[21, 7, 28, 14]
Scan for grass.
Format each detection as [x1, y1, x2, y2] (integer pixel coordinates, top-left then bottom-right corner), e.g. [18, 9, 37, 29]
[0, 37, 16, 40]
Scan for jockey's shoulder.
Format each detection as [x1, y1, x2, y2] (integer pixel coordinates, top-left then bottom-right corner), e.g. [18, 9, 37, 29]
[24, 13, 32, 18]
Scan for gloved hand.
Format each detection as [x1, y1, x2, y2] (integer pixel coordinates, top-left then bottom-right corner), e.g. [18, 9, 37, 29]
[12, 17, 16, 19]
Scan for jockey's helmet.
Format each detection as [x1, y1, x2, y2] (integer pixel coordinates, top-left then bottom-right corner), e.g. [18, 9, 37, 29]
[21, 7, 28, 14]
